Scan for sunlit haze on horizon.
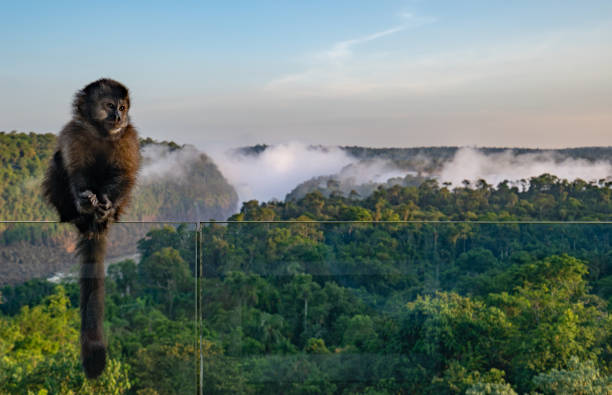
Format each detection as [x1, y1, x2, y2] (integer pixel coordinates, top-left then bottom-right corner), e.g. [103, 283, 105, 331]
[1, 1, 611, 148]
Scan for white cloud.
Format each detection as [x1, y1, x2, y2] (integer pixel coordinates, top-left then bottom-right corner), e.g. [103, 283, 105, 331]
[208, 142, 354, 203]
[139, 144, 201, 182]
[437, 148, 612, 188]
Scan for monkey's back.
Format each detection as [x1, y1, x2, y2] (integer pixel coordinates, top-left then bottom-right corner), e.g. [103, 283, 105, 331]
[42, 150, 78, 222]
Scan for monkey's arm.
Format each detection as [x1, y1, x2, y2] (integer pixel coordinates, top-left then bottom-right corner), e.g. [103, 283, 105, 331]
[97, 175, 135, 220]
[97, 130, 140, 220]
[70, 173, 101, 215]
[59, 130, 100, 215]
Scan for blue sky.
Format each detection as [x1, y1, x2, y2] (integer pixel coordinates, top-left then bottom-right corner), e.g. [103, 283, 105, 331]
[1, 1, 611, 148]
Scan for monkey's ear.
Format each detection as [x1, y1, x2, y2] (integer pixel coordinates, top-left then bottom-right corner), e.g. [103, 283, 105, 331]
[72, 89, 87, 117]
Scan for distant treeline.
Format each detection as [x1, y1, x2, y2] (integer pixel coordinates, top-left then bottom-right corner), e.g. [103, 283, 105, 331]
[252, 173, 612, 222]
[342, 145, 612, 163]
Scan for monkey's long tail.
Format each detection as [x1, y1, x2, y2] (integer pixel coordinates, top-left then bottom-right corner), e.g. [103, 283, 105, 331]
[77, 230, 108, 379]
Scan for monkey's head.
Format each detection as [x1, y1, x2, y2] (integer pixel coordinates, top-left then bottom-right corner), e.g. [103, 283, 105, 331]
[74, 78, 131, 137]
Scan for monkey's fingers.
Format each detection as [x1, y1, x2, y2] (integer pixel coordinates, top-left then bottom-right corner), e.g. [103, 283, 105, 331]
[94, 206, 113, 222]
[89, 194, 98, 207]
[98, 194, 112, 210]
[77, 190, 98, 214]
[79, 190, 98, 206]
[94, 195, 114, 222]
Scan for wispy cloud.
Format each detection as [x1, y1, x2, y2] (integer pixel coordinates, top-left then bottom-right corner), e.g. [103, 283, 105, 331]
[265, 11, 436, 94]
[398, 11, 437, 27]
[264, 19, 612, 100]
[320, 11, 435, 64]
[319, 25, 406, 63]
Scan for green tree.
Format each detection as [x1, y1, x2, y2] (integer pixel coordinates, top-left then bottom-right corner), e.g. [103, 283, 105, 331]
[532, 356, 612, 394]
[0, 287, 130, 394]
[139, 247, 193, 318]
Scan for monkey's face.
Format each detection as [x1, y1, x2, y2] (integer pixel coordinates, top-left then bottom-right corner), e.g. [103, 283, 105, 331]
[75, 79, 131, 137]
[91, 96, 130, 136]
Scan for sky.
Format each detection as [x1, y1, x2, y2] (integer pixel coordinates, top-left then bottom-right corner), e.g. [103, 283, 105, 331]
[1, 1, 611, 148]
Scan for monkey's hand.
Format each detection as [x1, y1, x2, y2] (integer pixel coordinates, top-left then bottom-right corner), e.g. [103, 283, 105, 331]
[76, 190, 99, 214]
[94, 194, 114, 222]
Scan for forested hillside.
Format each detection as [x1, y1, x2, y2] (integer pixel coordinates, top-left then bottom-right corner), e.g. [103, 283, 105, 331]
[0, 131, 237, 223]
[281, 174, 611, 222]
[1, 178, 610, 393]
[0, 131, 238, 285]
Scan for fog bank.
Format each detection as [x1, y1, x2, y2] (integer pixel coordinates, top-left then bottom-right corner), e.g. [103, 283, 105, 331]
[437, 148, 612, 187]
[193, 143, 612, 204]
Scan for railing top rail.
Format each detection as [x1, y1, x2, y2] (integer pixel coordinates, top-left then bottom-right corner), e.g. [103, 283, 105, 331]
[198, 220, 612, 224]
[1, 220, 612, 224]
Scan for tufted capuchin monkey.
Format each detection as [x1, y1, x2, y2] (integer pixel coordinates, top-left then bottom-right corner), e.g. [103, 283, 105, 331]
[42, 78, 140, 378]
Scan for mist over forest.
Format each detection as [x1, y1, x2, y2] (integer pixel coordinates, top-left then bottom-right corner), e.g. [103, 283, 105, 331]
[217, 143, 612, 204]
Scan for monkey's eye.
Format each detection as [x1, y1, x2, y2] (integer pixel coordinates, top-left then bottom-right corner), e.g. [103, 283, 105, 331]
[119, 105, 126, 111]
[106, 103, 115, 110]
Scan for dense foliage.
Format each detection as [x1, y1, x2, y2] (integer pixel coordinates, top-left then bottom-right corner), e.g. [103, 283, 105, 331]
[1, 176, 611, 393]
[0, 132, 57, 222]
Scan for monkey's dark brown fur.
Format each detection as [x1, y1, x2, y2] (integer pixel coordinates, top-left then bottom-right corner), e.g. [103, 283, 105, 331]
[42, 78, 139, 379]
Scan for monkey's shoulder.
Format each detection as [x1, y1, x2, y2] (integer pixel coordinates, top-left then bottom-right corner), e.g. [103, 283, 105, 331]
[59, 120, 97, 140]
[57, 121, 139, 172]
[57, 121, 101, 170]
[110, 124, 140, 174]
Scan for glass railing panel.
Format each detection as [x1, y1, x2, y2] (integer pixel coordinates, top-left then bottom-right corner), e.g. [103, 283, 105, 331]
[200, 222, 611, 394]
[3, 220, 609, 393]
[0, 221, 198, 394]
